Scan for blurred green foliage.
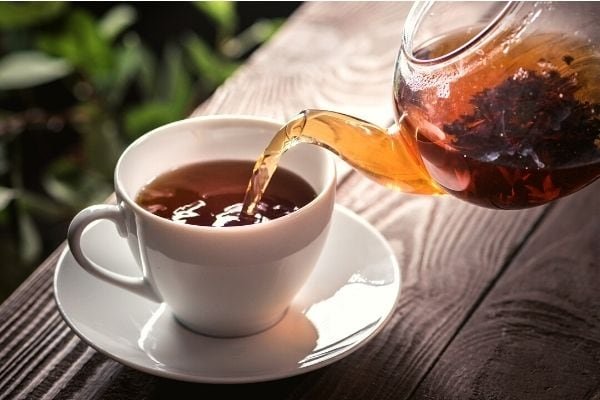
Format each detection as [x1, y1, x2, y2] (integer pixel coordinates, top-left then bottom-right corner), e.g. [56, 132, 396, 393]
[0, 1, 284, 300]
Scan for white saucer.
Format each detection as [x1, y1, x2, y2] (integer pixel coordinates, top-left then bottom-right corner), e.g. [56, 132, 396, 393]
[54, 205, 400, 383]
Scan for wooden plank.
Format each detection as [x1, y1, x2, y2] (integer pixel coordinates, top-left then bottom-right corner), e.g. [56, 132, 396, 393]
[0, 2, 573, 399]
[263, 175, 547, 400]
[0, 3, 412, 399]
[192, 2, 405, 126]
[117, 2, 551, 398]
[38, 175, 549, 400]
[192, 1, 406, 180]
[411, 183, 600, 400]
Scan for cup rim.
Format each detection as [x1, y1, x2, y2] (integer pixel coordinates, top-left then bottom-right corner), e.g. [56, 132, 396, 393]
[114, 114, 336, 234]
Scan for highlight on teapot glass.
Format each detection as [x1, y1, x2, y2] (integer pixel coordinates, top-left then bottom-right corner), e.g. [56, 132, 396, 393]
[243, 1, 600, 213]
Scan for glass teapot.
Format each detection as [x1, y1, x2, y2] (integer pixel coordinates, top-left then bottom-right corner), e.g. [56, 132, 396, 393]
[244, 1, 600, 213]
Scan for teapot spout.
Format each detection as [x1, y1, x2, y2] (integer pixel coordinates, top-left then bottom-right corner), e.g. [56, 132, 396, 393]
[290, 110, 444, 195]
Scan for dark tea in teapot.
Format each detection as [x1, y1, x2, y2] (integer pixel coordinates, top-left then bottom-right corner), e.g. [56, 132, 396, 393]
[244, 2, 600, 213]
[242, 26, 600, 215]
[398, 31, 600, 208]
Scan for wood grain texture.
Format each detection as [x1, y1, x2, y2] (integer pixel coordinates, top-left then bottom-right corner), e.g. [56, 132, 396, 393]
[411, 183, 600, 400]
[0, 2, 596, 400]
[267, 174, 548, 400]
[21, 174, 548, 400]
[192, 2, 405, 125]
[0, 3, 411, 399]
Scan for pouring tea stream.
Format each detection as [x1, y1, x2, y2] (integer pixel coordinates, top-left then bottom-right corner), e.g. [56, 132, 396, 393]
[242, 1, 600, 213]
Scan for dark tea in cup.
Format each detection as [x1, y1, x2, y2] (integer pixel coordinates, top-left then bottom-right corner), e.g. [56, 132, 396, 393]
[135, 160, 317, 227]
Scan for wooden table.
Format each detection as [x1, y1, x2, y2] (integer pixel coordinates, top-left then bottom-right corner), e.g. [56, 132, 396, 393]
[1, 3, 599, 399]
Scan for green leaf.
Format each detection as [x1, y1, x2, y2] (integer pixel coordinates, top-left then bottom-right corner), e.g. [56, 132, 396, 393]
[17, 209, 41, 264]
[222, 18, 284, 58]
[99, 4, 137, 42]
[163, 45, 193, 112]
[0, 51, 72, 90]
[37, 10, 113, 82]
[105, 39, 145, 106]
[43, 158, 112, 208]
[136, 43, 158, 99]
[184, 34, 239, 90]
[124, 101, 179, 140]
[0, 2, 66, 29]
[194, 1, 237, 38]
[0, 186, 15, 211]
[79, 112, 123, 177]
[18, 190, 71, 220]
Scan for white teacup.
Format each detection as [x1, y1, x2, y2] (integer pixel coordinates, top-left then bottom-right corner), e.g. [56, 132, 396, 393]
[67, 116, 336, 337]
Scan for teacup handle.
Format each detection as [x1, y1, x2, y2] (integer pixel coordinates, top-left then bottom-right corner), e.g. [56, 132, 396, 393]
[67, 205, 162, 303]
